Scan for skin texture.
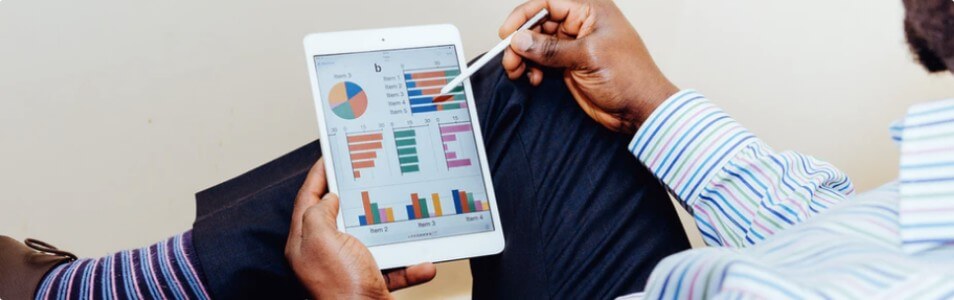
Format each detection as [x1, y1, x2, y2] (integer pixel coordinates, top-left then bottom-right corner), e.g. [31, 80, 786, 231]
[285, 158, 437, 299]
[499, 0, 679, 134]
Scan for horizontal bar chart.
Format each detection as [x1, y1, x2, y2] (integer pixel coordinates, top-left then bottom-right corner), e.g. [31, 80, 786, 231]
[393, 128, 421, 174]
[347, 132, 384, 179]
[404, 67, 466, 114]
[439, 123, 474, 169]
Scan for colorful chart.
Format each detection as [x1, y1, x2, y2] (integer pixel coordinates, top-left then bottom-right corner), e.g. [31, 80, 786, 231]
[439, 123, 474, 169]
[347, 131, 384, 179]
[357, 189, 490, 226]
[404, 68, 466, 114]
[328, 81, 368, 119]
[393, 128, 421, 174]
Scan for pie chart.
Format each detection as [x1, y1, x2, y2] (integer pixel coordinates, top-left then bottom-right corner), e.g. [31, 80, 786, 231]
[328, 81, 368, 119]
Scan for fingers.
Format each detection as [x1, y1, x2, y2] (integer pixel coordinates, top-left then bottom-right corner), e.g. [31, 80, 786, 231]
[502, 48, 526, 80]
[302, 193, 340, 238]
[500, 0, 593, 83]
[301, 158, 328, 196]
[499, 0, 582, 38]
[528, 67, 544, 86]
[503, 48, 543, 86]
[510, 29, 586, 69]
[499, 0, 546, 39]
[542, 20, 560, 35]
[384, 263, 437, 291]
[558, 1, 590, 36]
[289, 158, 327, 250]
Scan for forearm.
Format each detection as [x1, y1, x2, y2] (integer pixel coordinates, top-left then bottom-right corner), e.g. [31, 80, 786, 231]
[629, 90, 855, 247]
[35, 231, 209, 300]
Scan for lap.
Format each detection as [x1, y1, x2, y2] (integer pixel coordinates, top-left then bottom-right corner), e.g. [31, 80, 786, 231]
[470, 57, 690, 299]
[191, 57, 690, 299]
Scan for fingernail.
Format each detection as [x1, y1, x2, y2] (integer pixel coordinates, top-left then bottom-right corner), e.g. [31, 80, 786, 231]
[512, 30, 533, 52]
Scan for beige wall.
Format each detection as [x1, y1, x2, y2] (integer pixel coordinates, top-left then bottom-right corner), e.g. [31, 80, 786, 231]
[1, 0, 951, 299]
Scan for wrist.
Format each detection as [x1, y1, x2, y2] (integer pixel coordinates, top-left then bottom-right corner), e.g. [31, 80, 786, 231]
[625, 78, 679, 133]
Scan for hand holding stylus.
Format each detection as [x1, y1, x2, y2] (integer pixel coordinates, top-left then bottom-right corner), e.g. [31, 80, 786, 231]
[440, 9, 549, 94]
[500, 0, 680, 134]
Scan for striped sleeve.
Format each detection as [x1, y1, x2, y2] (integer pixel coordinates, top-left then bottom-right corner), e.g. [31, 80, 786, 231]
[899, 99, 954, 253]
[629, 90, 855, 247]
[35, 230, 211, 300]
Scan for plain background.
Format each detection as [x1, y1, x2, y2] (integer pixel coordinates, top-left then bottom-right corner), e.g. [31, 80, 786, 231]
[2, 0, 952, 298]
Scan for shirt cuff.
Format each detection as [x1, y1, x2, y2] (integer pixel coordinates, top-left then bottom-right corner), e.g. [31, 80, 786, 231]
[628, 90, 757, 206]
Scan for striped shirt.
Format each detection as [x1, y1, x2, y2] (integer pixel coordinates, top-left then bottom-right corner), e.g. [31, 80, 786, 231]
[36, 230, 211, 300]
[624, 90, 954, 299]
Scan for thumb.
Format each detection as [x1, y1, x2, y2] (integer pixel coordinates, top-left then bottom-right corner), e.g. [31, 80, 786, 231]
[384, 263, 437, 291]
[510, 29, 587, 69]
[303, 193, 341, 234]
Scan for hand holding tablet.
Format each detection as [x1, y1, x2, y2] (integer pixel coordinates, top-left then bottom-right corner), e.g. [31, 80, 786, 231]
[303, 25, 505, 269]
[286, 158, 437, 297]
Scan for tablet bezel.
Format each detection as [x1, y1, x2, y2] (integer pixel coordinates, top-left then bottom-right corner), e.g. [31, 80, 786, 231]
[303, 24, 505, 270]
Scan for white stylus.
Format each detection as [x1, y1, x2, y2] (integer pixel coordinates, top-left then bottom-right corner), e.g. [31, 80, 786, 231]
[440, 9, 549, 95]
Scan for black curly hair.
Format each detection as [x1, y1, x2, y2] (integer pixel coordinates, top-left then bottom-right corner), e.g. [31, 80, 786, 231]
[903, 0, 954, 73]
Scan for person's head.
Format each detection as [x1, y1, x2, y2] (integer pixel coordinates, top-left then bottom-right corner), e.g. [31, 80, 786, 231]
[903, 0, 954, 73]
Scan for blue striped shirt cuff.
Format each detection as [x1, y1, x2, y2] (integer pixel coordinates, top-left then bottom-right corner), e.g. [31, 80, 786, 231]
[628, 90, 756, 206]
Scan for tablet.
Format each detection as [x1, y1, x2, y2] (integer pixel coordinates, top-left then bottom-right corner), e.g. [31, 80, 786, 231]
[303, 24, 504, 269]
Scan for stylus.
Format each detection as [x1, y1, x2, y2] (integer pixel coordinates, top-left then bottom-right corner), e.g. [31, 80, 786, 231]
[440, 8, 549, 95]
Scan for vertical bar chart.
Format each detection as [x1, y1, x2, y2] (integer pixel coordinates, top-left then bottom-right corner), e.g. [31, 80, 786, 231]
[360, 191, 396, 225]
[347, 131, 384, 179]
[449, 189, 487, 214]
[407, 192, 435, 220]
[468, 192, 479, 213]
[411, 193, 423, 220]
[393, 127, 420, 174]
[361, 191, 374, 225]
[439, 123, 474, 169]
[358, 189, 490, 225]
[431, 193, 443, 217]
[404, 67, 467, 114]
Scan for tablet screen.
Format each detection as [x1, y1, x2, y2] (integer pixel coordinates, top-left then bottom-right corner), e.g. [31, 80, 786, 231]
[313, 45, 495, 247]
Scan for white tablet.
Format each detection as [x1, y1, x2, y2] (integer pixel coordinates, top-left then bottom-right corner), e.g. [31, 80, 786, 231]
[303, 24, 504, 269]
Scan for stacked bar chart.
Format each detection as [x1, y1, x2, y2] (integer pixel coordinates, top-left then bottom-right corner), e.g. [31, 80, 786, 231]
[404, 67, 466, 114]
[357, 189, 490, 225]
[393, 127, 420, 174]
[347, 131, 384, 179]
[439, 123, 474, 169]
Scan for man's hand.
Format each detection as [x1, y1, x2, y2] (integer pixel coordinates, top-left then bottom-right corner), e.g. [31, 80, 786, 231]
[285, 158, 437, 299]
[500, 0, 679, 134]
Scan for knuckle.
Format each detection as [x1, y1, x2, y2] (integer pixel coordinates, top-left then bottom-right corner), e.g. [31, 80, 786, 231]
[302, 205, 322, 222]
[541, 37, 560, 60]
[580, 41, 601, 67]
